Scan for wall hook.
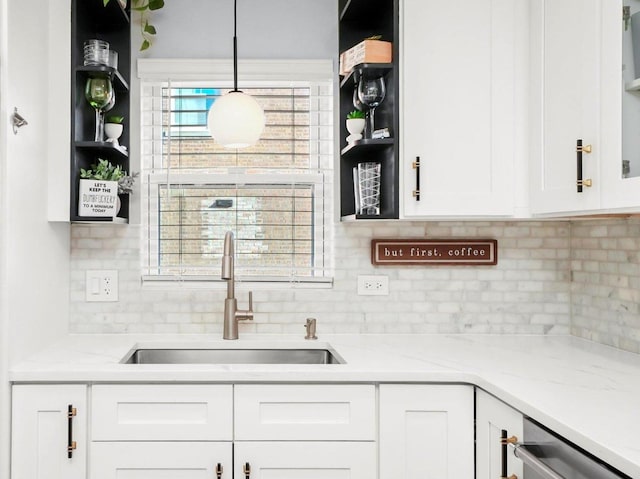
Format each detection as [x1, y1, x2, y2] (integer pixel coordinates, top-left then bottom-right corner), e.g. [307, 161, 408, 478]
[11, 107, 28, 135]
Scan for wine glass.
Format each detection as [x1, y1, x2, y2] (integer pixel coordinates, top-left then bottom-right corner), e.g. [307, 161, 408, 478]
[85, 75, 114, 142]
[357, 76, 386, 138]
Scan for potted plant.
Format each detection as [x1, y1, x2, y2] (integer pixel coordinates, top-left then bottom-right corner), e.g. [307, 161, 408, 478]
[105, 115, 124, 147]
[104, 0, 165, 51]
[346, 110, 366, 144]
[78, 159, 126, 217]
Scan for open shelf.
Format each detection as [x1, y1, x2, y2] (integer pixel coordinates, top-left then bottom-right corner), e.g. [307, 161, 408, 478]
[338, 0, 399, 220]
[76, 65, 129, 91]
[71, 0, 131, 224]
[75, 141, 128, 159]
[341, 138, 394, 158]
[340, 63, 394, 88]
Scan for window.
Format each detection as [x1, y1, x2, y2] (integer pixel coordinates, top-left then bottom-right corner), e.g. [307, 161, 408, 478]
[140, 60, 333, 284]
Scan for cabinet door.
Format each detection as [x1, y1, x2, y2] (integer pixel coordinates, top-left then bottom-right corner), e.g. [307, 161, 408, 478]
[476, 389, 524, 479]
[601, 0, 640, 210]
[234, 442, 376, 479]
[401, 0, 525, 217]
[11, 385, 87, 479]
[379, 384, 474, 479]
[91, 442, 232, 479]
[529, 0, 603, 214]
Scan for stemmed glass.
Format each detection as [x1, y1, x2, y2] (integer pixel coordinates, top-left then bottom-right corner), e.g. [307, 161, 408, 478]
[85, 75, 114, 142]
[357, 76, 386, 138]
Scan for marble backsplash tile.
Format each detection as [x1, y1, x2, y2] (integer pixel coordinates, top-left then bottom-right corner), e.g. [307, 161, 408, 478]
[69, 221, 571, 336]
[570, 218, 640, 354]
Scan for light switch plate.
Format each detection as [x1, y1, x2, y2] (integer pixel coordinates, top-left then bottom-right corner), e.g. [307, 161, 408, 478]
[86, 270, 118, 302]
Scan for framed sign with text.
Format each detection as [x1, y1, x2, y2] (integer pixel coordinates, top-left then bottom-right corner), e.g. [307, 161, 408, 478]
[371, 239, 498, 266]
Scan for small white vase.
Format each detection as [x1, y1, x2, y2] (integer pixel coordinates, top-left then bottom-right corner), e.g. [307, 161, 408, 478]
[346, 118, 365, 144]
[104, 123, 123, 146]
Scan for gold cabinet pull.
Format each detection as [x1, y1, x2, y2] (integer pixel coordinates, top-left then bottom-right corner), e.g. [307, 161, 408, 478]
[412, 156, 421, 201]
[576, 139, 593, 193]
[67, 405, 77, 458]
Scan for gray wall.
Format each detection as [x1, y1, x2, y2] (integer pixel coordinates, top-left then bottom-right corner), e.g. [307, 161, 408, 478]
[137, 0, 338, 59]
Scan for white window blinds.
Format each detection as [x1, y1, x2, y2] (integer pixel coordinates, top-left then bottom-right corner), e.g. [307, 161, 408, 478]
[140, 66, 333, 283]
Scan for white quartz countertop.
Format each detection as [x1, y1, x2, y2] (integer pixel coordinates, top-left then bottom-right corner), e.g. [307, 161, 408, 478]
[10, 333, 640, 478]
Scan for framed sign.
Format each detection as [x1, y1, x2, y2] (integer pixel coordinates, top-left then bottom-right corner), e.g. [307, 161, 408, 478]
[371, 239, 498, 266]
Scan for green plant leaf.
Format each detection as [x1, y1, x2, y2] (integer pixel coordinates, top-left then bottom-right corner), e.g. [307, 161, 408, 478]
[103, 0, 111, 6]
[148, 0, 164, 10]
[144, 23, 157, 35]
[140, 39, 151, 51]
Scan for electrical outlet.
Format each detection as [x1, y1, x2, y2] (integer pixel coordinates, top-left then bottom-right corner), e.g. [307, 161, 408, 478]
[357, 275, 389, 296]
[86, 270, 118, 302]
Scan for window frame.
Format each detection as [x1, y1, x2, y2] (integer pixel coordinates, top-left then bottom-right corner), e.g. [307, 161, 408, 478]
[137, 59, 335, 289]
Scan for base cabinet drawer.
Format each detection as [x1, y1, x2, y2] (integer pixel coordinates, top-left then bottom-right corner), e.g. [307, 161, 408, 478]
[234, 384, 376, 440]
[234, 442, 376, 479]
[92, 384, 233, 440]
[91, 442, 232, 479]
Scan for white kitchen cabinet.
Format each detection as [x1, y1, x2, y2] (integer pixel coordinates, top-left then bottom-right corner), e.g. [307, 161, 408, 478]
[11, 385, 87, 479]
[234, 442, 376, 479]
[401, 0, 528, 217]
[379, 384, 474, 479]
[600, 0, 640, 210]
[91, 442, 232, 479]
[529, 0, 622, 215]
[476, 389, 524, 479]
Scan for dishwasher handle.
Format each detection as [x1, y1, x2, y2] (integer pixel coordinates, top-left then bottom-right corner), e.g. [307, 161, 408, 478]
[510, 442, 566, 479]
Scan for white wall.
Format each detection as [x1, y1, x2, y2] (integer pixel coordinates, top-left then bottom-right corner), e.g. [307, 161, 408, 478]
[0, 0, 10, 475]
[137, 0, 338, 60]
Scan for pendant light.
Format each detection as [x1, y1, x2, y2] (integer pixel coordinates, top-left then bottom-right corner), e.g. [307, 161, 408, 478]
[207, 0, 265, 149]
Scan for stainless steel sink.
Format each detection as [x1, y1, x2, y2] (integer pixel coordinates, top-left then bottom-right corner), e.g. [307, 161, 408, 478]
[121, 348, 344, 365]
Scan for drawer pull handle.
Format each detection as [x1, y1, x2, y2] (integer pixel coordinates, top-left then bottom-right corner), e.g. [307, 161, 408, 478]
[412, 156, 421, 201]
[244, 462, 251, 479]
[216, 463, 223, 479]
[500, 429, 518, 479]
[576, 139, 593, 192]
[67, 405, 77, 459]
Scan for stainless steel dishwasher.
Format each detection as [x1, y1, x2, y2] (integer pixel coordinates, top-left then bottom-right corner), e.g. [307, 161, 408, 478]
[505, 418, 631, 479]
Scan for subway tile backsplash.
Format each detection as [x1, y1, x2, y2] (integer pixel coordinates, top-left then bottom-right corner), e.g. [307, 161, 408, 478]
[570, 219, 640, 354]
[68, 218, 640, 354]
[70, 221, 572, 336]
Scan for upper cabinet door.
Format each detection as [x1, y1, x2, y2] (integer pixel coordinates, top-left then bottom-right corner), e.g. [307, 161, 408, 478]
[601, 0, 640, 211]
[4, 0, 70, 222]
[529, 0, 603, 215]
[401, 0, 527, 218]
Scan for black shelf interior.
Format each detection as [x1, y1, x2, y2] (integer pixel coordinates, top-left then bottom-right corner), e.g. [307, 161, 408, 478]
[76, 66, 129, 91]
[340, 63, 393, 88]
[71, 0, 131, 223]
[341, 138, 394, 158]
[339, 1, 399, 220]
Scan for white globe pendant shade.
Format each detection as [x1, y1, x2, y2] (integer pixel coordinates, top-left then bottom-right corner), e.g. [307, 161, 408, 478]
[207, 91, 265, 149]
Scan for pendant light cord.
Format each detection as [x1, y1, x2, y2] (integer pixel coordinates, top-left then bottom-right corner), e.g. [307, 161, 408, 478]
[233, 0, 239, 92]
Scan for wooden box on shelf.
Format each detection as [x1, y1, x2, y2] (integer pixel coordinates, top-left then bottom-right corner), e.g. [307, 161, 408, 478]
[340, 40, 392, 76]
